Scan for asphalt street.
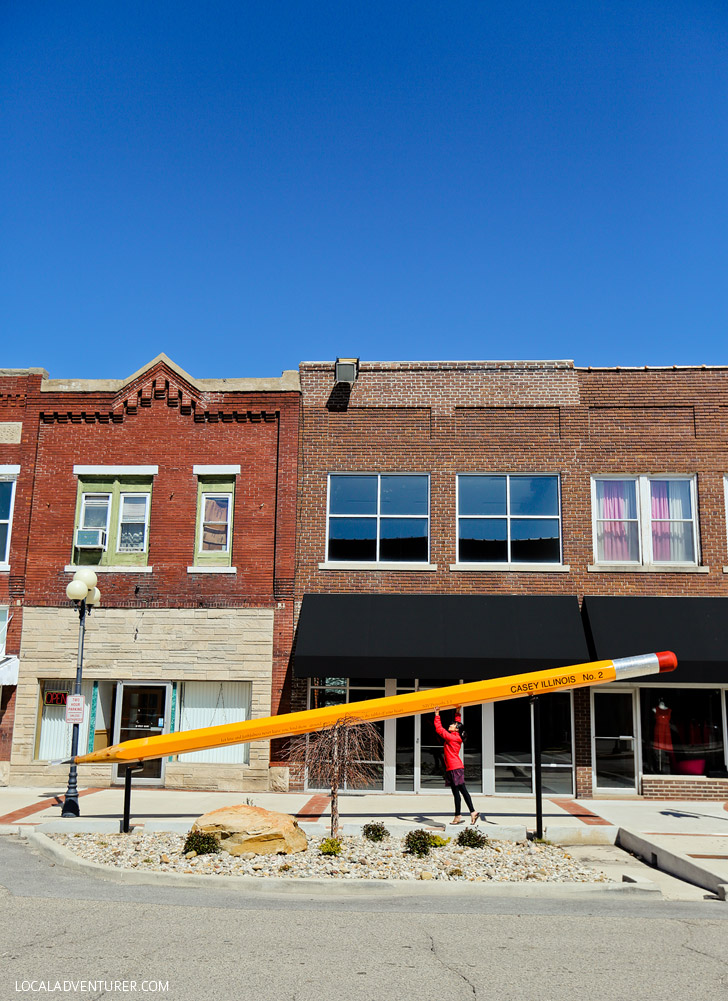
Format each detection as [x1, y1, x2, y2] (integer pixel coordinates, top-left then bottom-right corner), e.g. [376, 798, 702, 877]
[1, 835, 727, 1001]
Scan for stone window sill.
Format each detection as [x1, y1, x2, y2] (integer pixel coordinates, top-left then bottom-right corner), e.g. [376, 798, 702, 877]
[587, 564, 709, 574]
[187, 566, 237, 574]
[64, 564, 153, 574]
[449, 563, 570, 573]
[318, 562, 438, 571]
[0, 564, 9, 573]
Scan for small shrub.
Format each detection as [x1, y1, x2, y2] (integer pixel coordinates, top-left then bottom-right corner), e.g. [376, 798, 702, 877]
[182, 830, 220, 856]
[428, 834, 451, 848]
[456, 827, 488, 849]
[319, 837, 342, 856]
[447, 867, 464, 877]
[279, 863, 291, 872]
[362, 822, 390, 842]
[404, 829, 434, 857]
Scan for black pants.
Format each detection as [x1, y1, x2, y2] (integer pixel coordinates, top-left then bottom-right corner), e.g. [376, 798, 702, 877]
[451, 782, 475, 816]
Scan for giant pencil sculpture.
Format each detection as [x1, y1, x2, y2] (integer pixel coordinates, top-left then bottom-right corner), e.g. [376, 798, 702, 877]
[67, 651, 677, 766]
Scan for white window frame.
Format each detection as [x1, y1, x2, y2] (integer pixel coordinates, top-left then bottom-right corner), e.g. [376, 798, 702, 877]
[591, 474, 699, 567]
[197, 492, 233, 555]
[325, 472, 431, 565]
[116, 492, 151, 554]
[0, 468, 18, 569]
[78, 493, 112, 550]
[455, 473, 564, 567]
[0, 606, 8, 655]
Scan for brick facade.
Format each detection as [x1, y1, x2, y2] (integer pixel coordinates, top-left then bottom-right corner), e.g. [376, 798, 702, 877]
[294, 359, 728, 797]
[2, 355, 300, 790]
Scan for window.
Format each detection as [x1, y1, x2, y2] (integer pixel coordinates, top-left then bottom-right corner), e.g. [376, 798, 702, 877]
[640, 688, 724, 776]
[194, 477, 234, 566]
[326, 474, 430, 563]
[457, 474, 562, 564]
[73, 477, 152, 566]
[178, 682, 251, 764]
[307, 677, 384, 789]
[592, 476, 698, 565]
[0, 467, 18, 568]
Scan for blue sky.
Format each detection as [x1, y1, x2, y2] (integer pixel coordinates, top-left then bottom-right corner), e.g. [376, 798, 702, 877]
[1, 1, 726, 379]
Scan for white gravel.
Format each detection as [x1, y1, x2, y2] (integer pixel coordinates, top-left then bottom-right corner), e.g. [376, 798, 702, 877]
[48, 830, 612, 883]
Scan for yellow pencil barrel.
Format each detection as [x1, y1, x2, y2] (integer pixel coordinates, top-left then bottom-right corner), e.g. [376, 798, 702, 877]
[71, 651, 676, 766]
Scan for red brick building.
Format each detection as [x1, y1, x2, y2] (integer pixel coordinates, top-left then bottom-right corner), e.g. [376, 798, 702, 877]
[4, 355, 299, 791]
[0, 367, 46, 783]
[292, 359, 728, 800]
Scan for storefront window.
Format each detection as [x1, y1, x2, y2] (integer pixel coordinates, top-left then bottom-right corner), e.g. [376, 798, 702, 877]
[307, 677, 385, 789]
[494, 693, 573, 794]
[640, 689, 725, 776]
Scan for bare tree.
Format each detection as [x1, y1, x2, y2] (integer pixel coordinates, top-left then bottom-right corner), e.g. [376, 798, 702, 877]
[288, 716, 383, 837]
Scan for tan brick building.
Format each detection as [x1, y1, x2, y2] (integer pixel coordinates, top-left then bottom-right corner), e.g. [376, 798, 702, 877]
[292, 359, 728, 800]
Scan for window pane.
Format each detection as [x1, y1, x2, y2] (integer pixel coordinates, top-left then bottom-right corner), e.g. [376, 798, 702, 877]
[328, 517, 377, 561]
[596, 521, 640, 562]
[510, 518, 561, 562]
[119, 523, 146, 551]
[82, 496, 109, 528]
[494, 698, 531, 762]
[379, 518, 428, 562]
[640, 688, 724, 776]
[0, 524, 7, 562]
[458, 475, 506, 516]
[540, 768, 573, 795]
[202, 524, 227, 550]
[595, 479, 637, 520]
[510, 476, 559, 516]
[458, 518, 507, 562]
[329, 476, 377, 515]
[651, 480, 692, 520]
[204, 496, 229, 522]
[541, 693, 573, 764]
[0, 482, 12, 520]
[121, 495, 147, 519]
[652, 521, 695, 562]
[380, 475, 428, 516]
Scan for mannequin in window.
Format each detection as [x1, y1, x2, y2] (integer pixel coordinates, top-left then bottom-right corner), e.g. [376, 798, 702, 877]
[652, 699, 674, 773]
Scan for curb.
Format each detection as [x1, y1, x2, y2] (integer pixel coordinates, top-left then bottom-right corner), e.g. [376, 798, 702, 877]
[25, 830, 659, 897]
[617, 827, 728, 900]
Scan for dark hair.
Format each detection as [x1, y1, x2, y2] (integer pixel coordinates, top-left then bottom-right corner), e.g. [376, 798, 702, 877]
[455, 722, 467, 743]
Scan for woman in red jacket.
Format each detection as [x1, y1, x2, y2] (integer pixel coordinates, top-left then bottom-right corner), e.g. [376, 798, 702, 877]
[433, 707, 480, 825]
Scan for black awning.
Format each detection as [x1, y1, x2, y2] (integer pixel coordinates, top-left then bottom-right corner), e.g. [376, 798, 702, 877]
[294, 594, 591, 682]
[582, 596, 728, 684]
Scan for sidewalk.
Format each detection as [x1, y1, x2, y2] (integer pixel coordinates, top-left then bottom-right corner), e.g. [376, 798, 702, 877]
[1, 784, 727, 896]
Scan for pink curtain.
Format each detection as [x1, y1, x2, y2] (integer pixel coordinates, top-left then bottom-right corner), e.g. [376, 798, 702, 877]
[599, 481, 632, 561]
[650, 481, 671, 561]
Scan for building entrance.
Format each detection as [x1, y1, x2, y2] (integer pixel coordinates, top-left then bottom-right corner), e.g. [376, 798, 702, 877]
[112, 682, 171, 784]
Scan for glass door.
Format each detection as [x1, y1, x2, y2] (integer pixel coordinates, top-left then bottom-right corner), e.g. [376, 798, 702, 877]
[112, 682, 171, 784]
[393, 680, 483, 793]
[593, 690, 637, 791]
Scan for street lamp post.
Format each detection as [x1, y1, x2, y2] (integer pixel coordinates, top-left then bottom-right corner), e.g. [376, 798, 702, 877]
[62, 568, 101, 818]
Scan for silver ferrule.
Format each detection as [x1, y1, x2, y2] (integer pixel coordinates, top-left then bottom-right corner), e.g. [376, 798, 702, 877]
[612, 653, 661, 681]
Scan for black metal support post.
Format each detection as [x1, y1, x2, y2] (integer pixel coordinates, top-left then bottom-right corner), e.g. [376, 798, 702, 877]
[61, 600, 87, 818]
[123, 764, 144, 833]
[531, 694, 543, 840]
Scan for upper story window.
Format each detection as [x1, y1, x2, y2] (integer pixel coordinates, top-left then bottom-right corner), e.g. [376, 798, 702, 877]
[195, 477, 235, 566]
[73, 475, 153, 567]
[456, 474, 562, 564]
[0, 467, 18, 569]
[327, 474, 430, 563]
[592, 475, 698, 565]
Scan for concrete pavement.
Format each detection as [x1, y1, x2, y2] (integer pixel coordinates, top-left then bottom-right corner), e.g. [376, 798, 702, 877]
[1, 784, 727, 896]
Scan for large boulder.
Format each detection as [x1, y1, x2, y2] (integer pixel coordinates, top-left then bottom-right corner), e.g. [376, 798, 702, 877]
[191, 804, 308, 856]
